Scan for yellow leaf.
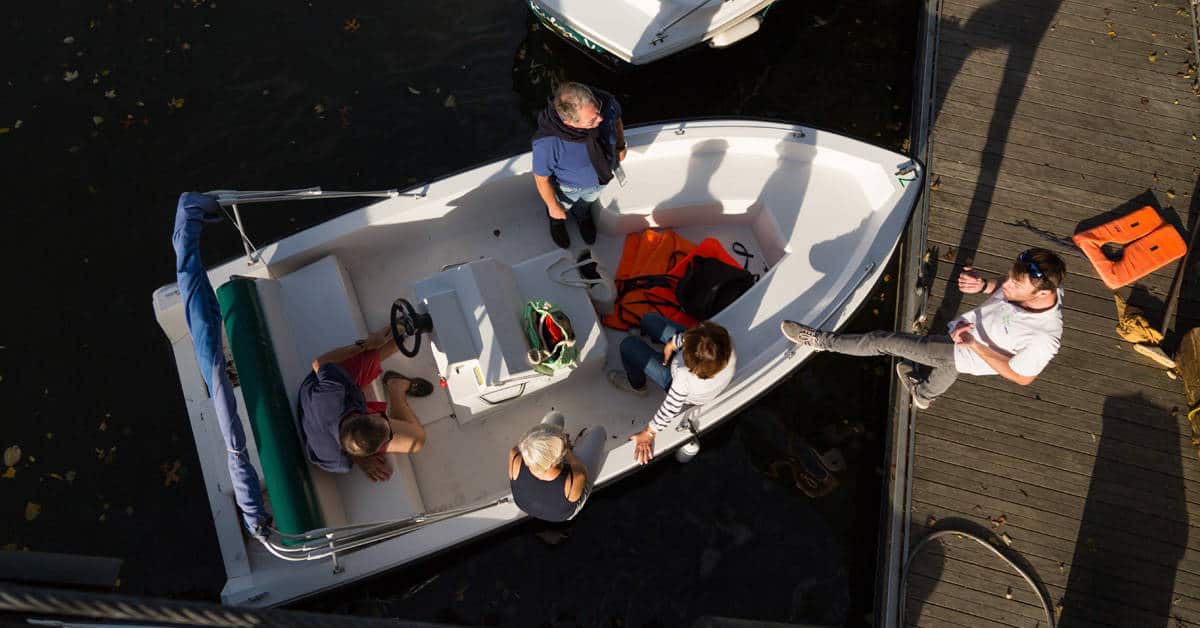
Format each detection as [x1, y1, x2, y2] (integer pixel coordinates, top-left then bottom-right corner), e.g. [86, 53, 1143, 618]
[24, 502, 40, 521]
[49, 472, 63, 480]
[2, 467, 15, 479]
[3, 445, 20, 467]
[1148, 52, 1159, 63]
[443, 94, 457, 108]
[1107, 30, 1116, 38]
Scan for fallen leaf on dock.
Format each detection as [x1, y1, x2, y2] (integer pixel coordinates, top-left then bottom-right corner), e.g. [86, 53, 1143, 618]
[1000, 532, 1013, 546]
[63, 70, 79, 82]
[407, 86, 421, 95]
[990, 514, 1007, 528]
[343, 18, 360, 32]
[926, 515, 937, 526]
[24, 502, 40, 521]
[1148, 52, 1159, 63]
[2, 467, 14, 479]
[1005, 586, 1013, 600]
[443, 94, 457, 108]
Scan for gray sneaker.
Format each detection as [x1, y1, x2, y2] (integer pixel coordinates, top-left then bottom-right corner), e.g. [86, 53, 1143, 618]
[780, 320, 825, 349]
[607, 370, 647, 396]
[895, 362, 932, 410]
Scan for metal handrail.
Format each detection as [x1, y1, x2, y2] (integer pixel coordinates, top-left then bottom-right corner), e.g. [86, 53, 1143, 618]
[259, 497, 510, 564]
[201, 187, 424, 263]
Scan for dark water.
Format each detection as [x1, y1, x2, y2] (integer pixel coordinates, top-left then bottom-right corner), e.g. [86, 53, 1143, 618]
[1, 1, 916, 625]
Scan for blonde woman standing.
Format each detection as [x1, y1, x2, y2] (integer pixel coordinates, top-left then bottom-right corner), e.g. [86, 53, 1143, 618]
[508, 411, 607, 522]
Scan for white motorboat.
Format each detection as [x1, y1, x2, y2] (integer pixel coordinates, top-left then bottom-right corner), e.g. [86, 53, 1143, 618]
[528, 0, 778, 66]
[152, 119, 922, 607]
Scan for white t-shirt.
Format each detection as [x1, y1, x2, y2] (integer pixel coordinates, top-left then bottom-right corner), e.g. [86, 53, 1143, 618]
[949, 290, 1063, 377]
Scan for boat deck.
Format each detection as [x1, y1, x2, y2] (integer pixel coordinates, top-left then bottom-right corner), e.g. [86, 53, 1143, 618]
[904, 0, 1200, 626]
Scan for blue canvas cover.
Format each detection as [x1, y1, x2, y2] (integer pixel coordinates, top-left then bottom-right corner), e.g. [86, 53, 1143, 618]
[171, 192, 271, 539]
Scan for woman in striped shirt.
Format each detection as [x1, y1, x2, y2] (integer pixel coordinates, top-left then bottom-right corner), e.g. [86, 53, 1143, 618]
[609, 313, 736, 464]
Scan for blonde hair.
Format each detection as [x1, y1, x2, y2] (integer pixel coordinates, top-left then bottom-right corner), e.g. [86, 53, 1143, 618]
[517, 424, 567, 471]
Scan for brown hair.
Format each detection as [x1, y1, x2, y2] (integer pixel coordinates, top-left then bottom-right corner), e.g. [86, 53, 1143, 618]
[1011, 247, 1066, 292]
[682, 321, 732, 379]
[339, 413, 390, 457]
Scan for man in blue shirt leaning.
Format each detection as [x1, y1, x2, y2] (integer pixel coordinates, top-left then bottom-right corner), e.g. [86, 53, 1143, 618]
[532, 82, 626, 248]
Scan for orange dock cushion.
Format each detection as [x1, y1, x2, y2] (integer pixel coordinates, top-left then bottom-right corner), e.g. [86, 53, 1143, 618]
[1073, 206, 1186, 289]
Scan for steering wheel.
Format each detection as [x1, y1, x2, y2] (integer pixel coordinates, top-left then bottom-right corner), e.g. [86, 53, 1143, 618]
[390, 298, 432, 358]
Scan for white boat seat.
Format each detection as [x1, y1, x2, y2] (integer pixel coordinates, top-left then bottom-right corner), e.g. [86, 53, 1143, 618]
[414, 250, 608, 423]
[252, 255, 426, 527]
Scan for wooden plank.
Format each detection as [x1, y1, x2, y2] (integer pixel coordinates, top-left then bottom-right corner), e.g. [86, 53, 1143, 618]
[940, 0, 1195, 55]
[949, 0, 1194, 34]
[940, 26, 1195, 90]
[934, 110, 1197, 180]
[937, 40, 1198, 107]
[914, 452, 1196, 532]
[932, 139, 1189, 210]
[904, 594, 1018, 628]
[937, 79, 1199, 154]
[934, 116, 1196, 188]
[941, 17, 1191, 87]
[935, 97, 1193, 165]
[924, 395, 1198, 484]
[915, 414, 1200, 507]
[907, 573, 1049, 626]
[944, 0, 1194, 52]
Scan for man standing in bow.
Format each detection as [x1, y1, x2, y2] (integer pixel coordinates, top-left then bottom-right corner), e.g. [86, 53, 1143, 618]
[532, 82, 627, 248]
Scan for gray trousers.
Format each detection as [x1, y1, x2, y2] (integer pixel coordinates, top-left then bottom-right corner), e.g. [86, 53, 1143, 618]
[818, 331, 958, 400]
[540, 411, 607, 519]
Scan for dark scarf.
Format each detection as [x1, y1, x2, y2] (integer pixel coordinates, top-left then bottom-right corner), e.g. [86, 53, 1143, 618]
[533, 90, 614, 185]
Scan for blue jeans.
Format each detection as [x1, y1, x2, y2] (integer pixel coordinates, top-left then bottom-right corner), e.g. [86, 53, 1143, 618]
[555, 183, 603, 219]
[619, 312, 686, 391]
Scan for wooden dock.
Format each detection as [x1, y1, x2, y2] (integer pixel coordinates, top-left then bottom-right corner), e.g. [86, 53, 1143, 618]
[900, 0, 1200, 626]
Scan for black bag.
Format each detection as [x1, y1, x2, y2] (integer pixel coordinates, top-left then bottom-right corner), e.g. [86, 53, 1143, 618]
[675, 255, 755, 319]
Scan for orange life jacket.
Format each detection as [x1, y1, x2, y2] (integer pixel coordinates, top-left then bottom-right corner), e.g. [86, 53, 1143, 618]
[601, 230, 744, 329]
[1073, 205, 1186, 290]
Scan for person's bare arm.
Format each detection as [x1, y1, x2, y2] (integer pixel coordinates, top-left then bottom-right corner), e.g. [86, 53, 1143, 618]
[311, 327, 391, 374]
[964, 337, 1036, 385]
[561, 449, 588, 502]
[534, 174, 567, 220]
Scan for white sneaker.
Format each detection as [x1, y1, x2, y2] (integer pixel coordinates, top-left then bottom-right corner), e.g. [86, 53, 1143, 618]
[607, 370, 648, 396]
[895, 362, 932, 410]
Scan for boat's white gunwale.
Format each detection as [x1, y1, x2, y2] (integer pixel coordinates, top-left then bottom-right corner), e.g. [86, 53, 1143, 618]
[530, 0, 776, 64]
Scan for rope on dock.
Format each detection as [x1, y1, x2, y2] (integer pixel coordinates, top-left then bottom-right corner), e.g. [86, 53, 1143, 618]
[900, 529, 1056, 628]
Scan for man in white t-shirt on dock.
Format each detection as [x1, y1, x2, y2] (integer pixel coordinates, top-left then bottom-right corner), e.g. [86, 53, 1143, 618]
[780, 248, 1066, 409]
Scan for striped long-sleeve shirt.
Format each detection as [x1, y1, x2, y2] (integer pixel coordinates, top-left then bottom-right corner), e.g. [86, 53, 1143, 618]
[648, 333, 737, 432]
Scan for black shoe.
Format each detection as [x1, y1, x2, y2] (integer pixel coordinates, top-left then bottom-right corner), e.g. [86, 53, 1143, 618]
[576, 210, 597, 245]
[549, 218, 570, 248]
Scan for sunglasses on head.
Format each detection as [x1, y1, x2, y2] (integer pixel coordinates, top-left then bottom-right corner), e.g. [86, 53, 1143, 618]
[1018, 250, 1045, 280]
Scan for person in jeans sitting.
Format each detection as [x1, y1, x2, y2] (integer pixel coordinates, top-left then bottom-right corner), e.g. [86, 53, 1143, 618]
[610, 313, 736, 464]
[780, 248, 1065, 409]
[509, 411, 608, 522]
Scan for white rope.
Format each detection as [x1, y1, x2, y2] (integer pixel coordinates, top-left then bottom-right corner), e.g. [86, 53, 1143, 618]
[900, 529, 1055, 627]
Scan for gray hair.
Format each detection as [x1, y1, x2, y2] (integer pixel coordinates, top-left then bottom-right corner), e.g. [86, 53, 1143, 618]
[554, 82, 600, 124]
[517, 423, 568, 471]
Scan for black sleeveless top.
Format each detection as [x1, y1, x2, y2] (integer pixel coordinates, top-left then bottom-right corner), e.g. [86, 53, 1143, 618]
[510, 458, 577, 522]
